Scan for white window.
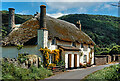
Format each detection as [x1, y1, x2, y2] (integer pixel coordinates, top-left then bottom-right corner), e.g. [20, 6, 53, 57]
[47, 41, 50, 48]
[49, 54, 53, 64]
[83, 46, 88, 51]
[83, 55, 87, 63]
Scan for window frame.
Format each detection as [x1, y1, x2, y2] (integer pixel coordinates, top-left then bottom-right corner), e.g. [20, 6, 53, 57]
[51, 38, 56, 45]
[83, 55, 87, 63]
[49, 54, 53, 64]
[81, 43, 84, 48]
[72, 42, 76, 47]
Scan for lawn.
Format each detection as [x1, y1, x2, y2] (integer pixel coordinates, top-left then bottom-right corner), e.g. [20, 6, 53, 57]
[84, 64, 120, 81]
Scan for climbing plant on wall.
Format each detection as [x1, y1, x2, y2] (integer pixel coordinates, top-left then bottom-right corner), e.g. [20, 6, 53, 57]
[40, 47, 60, 67]
[40, 47, 51, 67]
[51, 49, 60, 64]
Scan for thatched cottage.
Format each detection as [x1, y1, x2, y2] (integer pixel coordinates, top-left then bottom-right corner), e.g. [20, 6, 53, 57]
[1, 5, 95, 69]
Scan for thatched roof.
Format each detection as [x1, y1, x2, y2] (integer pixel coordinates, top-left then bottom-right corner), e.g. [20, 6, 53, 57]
[2, 13, 95, 46]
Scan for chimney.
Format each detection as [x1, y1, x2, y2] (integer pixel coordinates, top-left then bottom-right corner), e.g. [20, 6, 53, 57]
[76, 20, 81, 31]
[8, 8, 15, 33]
[40, 5, 47, 29]
[37, 5, 48, 49]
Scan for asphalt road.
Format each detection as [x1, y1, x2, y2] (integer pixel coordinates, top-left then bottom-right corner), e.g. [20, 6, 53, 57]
[45, 63, 119, 79]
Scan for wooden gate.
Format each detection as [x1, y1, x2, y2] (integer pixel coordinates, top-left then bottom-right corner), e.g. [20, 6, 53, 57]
[74, 54, 77, 68]
[68, 54, 71, 69]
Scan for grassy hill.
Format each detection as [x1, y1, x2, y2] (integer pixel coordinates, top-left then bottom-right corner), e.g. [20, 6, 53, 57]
[58, 14, 120, 47]
[1, 10, 120, 47]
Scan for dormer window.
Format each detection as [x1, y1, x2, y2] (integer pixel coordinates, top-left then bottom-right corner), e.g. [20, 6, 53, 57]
[72, 42, 76, 47]
[88, 44, 90, 48]
[81, 43, 84, 48]
[52, 38, 56, 45]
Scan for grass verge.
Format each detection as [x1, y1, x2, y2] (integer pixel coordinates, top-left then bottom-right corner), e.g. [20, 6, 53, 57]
[84, 64, 120, 81]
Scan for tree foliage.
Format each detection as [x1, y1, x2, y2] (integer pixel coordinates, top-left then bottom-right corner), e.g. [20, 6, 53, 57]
[58, 14, 119, 48]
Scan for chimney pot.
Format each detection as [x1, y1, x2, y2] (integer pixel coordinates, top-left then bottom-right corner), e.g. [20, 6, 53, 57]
[8, 8, 15, 33]
[76, 20, 81, 31]
[40, 5, 47, 30]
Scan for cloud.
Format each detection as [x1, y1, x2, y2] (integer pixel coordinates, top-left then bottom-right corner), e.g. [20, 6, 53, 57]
[47, 13, 67, 18]
[16, 10, 29, 15]
[78, 7, 87, 13]
[2, 0, 119, 2]
[46, 2, 97, 13]
[104, 4, 111, 9]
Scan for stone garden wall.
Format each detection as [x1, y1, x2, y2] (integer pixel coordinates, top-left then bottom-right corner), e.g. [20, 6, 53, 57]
[2, 55, 41, 69]
[95, 54, 120, 65]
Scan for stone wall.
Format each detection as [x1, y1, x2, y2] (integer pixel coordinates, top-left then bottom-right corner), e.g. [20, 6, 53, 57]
[95, 55, 120, 65]
[94, 55, 111, 65]
[118, 56, 120, 62]
[2, 55, 41, 69]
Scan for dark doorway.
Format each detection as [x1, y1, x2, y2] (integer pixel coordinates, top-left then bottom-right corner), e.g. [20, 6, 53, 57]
[74, 54, 77, 69]
[115, 56, 118, 61]
[68, 54, 72, 69]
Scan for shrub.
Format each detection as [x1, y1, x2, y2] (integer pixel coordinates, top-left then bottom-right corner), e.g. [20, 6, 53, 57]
[2, 61, 53, 80]
[48, 63, 56, 70]
[110, 45, 120, 55]
[80, 63, 87, 68]
[56, 60, 65, 66]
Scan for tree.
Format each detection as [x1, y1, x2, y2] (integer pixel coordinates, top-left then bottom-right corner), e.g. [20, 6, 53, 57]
[109, 45, 120, 55]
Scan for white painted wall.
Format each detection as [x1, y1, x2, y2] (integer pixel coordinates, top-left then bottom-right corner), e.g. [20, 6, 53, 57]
[77, 54, 79, 67]
[38, 29, 48, 49]
[71, 54, 74, 68]
[50, 45, 58, 50]
[1, 45, 41, 58]
[65, 54, 68, 68]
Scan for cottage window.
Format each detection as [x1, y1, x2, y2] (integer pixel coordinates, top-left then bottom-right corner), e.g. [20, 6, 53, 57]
[83, 46, 88, 51]
[52, 38, 56, 45]
[72, 42, 76, 47]
[47, 41, 50, 48]
[81, 43, 84, 48]
[88, 44, 90, 48]
[49, 54, 53, 64]
[83, 55, 87, 63]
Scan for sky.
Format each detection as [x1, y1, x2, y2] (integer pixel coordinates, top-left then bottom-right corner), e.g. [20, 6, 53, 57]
[1, 1, 119, 18]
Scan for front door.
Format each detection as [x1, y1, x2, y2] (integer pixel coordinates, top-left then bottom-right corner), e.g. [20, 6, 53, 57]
[74, 54, 77, 68]
[68, 54, 71, 69]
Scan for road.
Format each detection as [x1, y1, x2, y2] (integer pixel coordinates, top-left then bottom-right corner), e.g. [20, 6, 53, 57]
[45, 63, 118, 79]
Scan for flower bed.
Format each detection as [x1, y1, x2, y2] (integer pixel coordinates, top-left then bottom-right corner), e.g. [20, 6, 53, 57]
[51, 66, 66, 73]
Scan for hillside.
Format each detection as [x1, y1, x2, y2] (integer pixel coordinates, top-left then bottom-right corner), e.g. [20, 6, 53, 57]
[58, 14, 120, 47]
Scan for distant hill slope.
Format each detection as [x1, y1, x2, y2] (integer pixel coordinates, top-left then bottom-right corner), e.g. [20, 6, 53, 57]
[58, 14, 120, 47]
[1, 10, 33, 38]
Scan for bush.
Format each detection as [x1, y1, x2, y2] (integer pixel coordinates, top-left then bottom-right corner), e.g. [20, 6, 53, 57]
[2, 61, 53, 80]
[48, 63, 56, 70]
[110, 45, 120, 55]
[56, 60, 65, 66]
